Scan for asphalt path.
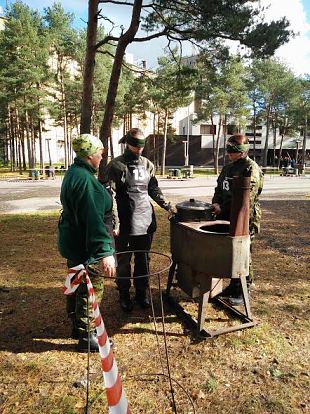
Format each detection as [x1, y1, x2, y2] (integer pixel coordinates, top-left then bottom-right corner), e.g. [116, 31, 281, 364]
[0, 174, 309, 213]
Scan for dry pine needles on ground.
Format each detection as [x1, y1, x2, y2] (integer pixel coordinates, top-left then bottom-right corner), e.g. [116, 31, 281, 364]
[0, 201, 309, 414]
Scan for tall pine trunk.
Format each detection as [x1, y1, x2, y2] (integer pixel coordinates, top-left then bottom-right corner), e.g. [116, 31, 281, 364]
[223, 114, 227, 166]
[18, 134, 23, 176]
[25, 109, 33, 169]
[153, 112, 156, 166]
[98, 0, 143, 177]
[80, 0, 99, 134]
[278, 133, 284, 169]
[21, 128, 26, 172]
[31, 120, 36, 167]
[36, 85, 44, 171]
[8, 106, 16, 171]
[156, 112, 160, 169]
[58, 55, 68, 168]
[61, 75, 68, 169]
[253, 102, 257, 161]
[38, 116, 44, 171]
[272, 119, 277, 168]
[215, 115, 222, 175]
[301, 115, 307, 166]
[210, 114, 216, 166]
[161, 108, 168, 176]
[263, 105, 271, 167]
[15, 107, 25, 173]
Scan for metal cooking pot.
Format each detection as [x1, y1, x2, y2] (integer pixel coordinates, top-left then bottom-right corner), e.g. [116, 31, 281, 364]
[176, 198, 214, 222]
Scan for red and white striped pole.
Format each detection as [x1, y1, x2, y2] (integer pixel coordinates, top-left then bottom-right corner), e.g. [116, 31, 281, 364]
[64, 265, 131, 414]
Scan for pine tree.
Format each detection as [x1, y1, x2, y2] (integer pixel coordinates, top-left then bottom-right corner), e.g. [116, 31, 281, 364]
[82, 0, 292, 162]
[0, 1, 50, 172]
[43, 2, 78, 168]
[195, 55, 249, 173]
[148, 52, 197, 174]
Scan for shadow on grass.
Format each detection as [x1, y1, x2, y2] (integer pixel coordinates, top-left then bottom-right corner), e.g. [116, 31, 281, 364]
[260, 199, 310, 263]
[1, 272, 305, 353]
[0, 281, 188, 353]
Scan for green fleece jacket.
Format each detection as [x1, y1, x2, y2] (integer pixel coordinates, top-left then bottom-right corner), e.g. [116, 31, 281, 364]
[58, 157, 114, 264]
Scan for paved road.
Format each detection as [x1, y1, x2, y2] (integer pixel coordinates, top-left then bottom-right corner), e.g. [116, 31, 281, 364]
[0, 175, 309, 213]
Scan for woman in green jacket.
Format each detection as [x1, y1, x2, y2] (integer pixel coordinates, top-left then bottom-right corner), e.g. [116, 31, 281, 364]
[58, 134, 116, 352]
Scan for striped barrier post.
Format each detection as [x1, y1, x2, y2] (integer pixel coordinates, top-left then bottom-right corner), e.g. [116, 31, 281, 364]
[64, 264, 131, 414]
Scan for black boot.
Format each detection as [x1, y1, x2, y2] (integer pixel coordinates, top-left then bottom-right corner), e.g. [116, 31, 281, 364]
[77, 331, 99, 353]
[77, 331, 114, 352]
[68, 313, 79, 339]
[119, 290, 134, 312]
[219, 280, 236, 298]
[227, 279, 242, 305]
[135, 289, 151, 309]
[228, 279, 251, 306]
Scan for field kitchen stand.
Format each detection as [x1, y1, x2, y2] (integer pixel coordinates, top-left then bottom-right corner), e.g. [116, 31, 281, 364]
[165, 177, 256, 338]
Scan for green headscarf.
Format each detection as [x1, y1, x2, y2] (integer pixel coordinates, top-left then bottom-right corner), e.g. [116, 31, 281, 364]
[72, 134, 103, 157]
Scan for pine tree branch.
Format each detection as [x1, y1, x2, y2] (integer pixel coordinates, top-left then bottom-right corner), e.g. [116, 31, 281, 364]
[97, 13, 115, 27]
[131, 29, 169, 42]
[95, 35, 119, 49]
[99, 1, 134, 5]
[147, 4, 194, 39]
[97, 50, 116, 59]
[99, 0, 154, 7]
[97, 49, 153, 75]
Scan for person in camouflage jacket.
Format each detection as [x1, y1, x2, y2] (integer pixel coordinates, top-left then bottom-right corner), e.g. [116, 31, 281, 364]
[101, 128, 174, 312]
[212, 133, 264, 305]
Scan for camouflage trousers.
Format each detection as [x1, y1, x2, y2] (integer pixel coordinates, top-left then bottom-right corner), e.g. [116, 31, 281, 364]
[66, 260, 104, 333]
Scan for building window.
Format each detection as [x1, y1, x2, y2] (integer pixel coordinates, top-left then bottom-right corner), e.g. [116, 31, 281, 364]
[200, 124, 216, 135]
[246, 125, 262, 130]
[248, 140, 262, 145]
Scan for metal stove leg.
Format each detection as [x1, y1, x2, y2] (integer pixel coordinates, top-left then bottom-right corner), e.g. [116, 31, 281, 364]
[240, 275, 252, 320]
[197, 291, 210, 333]
[166, 261, 176, 296]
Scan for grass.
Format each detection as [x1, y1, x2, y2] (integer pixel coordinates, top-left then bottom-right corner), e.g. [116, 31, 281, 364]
[202, 376, 218, 393]
[0, 201, 309, 413]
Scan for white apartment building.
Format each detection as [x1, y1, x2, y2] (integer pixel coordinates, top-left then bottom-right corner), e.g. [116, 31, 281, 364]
[172, 100, 310, 166]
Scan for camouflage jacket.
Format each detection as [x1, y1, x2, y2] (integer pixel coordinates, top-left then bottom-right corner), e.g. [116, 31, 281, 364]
[101, 148, 171, 234]
[212, 156, 264, 235]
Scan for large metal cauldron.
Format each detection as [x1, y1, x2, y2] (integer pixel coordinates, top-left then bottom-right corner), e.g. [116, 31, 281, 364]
[176, 198, 214, 222]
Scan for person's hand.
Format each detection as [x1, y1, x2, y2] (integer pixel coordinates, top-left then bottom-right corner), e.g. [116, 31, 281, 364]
[168, 206, 177, 219]
[113, 227, 120, 237]
[99, 255, 116, 278]
[212, 203, 221, 216]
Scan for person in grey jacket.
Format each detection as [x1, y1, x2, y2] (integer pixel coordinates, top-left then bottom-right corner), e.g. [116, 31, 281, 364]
[102, 128, 174, 312]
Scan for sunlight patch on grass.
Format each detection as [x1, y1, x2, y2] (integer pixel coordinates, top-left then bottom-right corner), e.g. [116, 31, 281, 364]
[0, 206, 309, 414]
